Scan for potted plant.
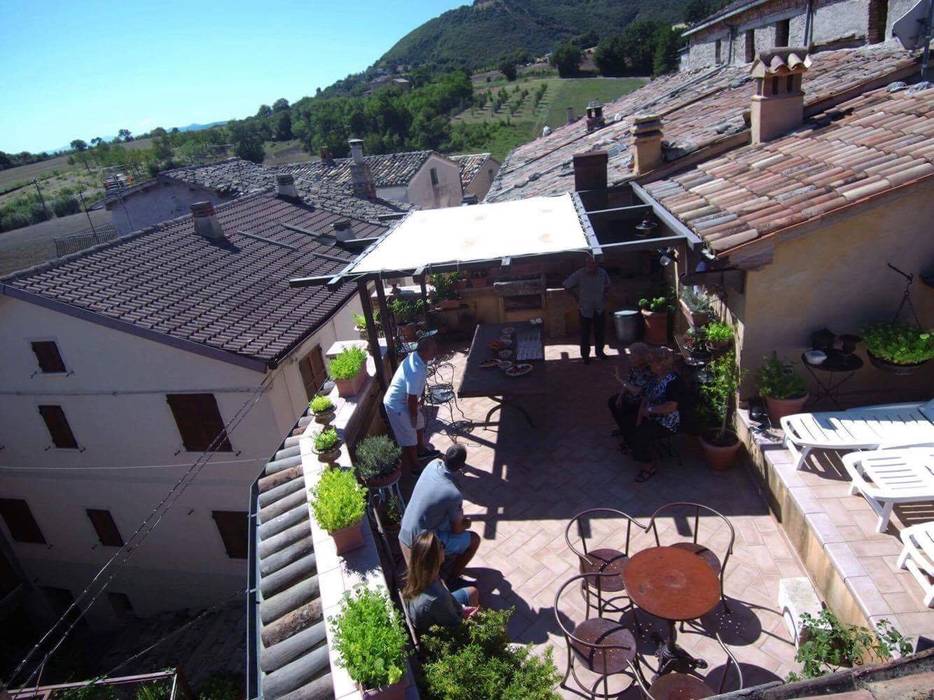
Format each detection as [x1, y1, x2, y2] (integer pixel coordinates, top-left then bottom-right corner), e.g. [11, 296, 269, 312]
[757, 353, 809, 424]
[430, 272, 461, 310]
[376, 494, 403, 537]
[310, 395, 335, 426]
[330, 588, 409, 699]
[863, 322, 934, 375]
[354, 434, 402, 487]
[454, 272, 468, 291]
[389, 298, 425, 342]
[639, 296, 670, 345]
[313, 427, 343, 464]
[680, 287, 712, 328]
[705, 321, 734, 353]
[330, 346, 368, 397]
[698, 351, 743, 470]
[352, 313, 369, 340]
[310, 467, 367, 554]
[684, 326, 711, 362]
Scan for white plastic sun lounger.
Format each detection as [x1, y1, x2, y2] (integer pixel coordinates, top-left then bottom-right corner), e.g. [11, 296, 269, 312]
[897, 521, 934, 607]
[841, 448, 934, 532]
[780, 400, 934, 470]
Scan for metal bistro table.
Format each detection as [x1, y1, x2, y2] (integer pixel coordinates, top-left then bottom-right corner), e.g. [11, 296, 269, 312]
[801, 350, 863, 409]
[458, 322, 546, 427]
[622, 546, 721, 677]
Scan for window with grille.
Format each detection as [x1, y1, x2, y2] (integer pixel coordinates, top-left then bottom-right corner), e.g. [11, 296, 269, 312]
[86, 509, 123, 547]
[212, 511, 248, 558]
[0, 499, 46, 544]
[38, 405, 78, 449]
[299, 345, 327, 401]
[775, 19, 790, 47]
[166, 393, 232, 452]
[31, 341, 67, 373]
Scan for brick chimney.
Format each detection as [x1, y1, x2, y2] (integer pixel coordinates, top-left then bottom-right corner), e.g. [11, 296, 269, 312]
[332, 220, 354, 242]
[572, 150, 608, 192]
[190, 201, 224, 240]
[630, 114, 663, 175]
[275, 173, 298, 199]
[347, 138, 376, 198]
[750, 48, 811, 144]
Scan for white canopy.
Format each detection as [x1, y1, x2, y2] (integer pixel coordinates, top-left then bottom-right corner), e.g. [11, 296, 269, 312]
[349, 193, 591, 274]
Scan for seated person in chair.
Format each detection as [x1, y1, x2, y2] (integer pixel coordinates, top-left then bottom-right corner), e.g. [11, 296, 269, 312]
[607, 342, 654, 437]
[402, 531, 479, 634]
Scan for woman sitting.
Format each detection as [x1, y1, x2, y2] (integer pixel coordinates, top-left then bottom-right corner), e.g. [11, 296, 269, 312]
[607, 342, 654, 437]
[619, 346, 683, 483]
[402, 531, 479, 634]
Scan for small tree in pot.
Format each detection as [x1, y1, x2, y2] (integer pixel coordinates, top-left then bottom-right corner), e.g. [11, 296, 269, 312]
[430, 272, 461, 310]
[639, 296, 670, 345]
[311, 467, 367, 554]
[354, 434, 402, 487]
[863, 322, 934, 375]
[330, 346, 368, 397]
[757, 353, 809, 424]
[313, 427, 342, 465]
[310, 395, 335, 426]
[389, 298, 426, 342]
[698, 351, 743, 470]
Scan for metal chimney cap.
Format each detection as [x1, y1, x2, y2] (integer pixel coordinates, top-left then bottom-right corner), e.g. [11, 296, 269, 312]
[190, 201, 216, 217]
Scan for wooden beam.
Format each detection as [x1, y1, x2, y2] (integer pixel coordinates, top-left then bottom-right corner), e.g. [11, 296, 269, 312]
[585, 204, 651, 216]
[288, 273, 333, 288]
[374, 278, 398, 374]
[357, 279, 387, 392]
[572, 192, 603, 260]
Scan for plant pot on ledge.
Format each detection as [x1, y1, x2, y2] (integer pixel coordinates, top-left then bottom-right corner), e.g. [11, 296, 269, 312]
[362, 465, 402, 489]
[641, 310, 669, 345]
[680, 299, 709, 328]
[764, 393, 809, 425]
[330, 520, 365, 555]
[314, 444, 343, 466]
[699, 429, 742, 471]
[361, 680, 406, 700]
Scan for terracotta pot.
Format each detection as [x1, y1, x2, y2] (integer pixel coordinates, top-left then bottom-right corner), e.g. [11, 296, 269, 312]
[335, 367, 366, 397]
[362, 465, 402, 488]
[867, 351, 928, 376]
[641, 309, 669, 345]
[361, 679, 406, 700]
[699, 431, 742, 471]
[330, 520, 364, 555]
[398, 323, 418, 342]
[680, 299, 709, 328]
[313, 410, 335, 426]
[765, 394, 809, 424]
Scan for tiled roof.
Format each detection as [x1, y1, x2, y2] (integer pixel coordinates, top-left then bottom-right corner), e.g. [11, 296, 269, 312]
[2, 193, 390, 367]
[485, 45, 919, 203]
[161, 158, 268, 196]
[451, 153, 493, 188]
[643, 83, 934, 254]
[291, 176, 411, 223]
[286, 150, 436, 188]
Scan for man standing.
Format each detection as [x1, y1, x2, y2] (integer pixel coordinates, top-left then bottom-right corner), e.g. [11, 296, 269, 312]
[564, 255, 611, 363]
[383, 336, 440, 475]
[399, 444, 480, 583]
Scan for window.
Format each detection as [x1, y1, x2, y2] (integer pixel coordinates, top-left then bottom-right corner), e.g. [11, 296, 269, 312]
[775, 19, 790, 47]
[745, 30, 756, 63]
[166, 393, 232, 452]
[86, 509, 123, 547]
[430, 168, 439, 186]
[868, 0, 888, 43]
[298, 345, 327, 401]
[108, 592, 135, 619]
[38, 405, 78, 449]
[31, 341, 66, 373]
[212, 511, 248, 559]
[0, 499, 46, 544]
[714, 39, 722, 64]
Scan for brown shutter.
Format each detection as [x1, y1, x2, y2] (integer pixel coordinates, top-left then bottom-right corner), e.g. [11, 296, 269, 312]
[38, 405, 78, 449]
[0, 499, 46, 544]
[166, 394, 232, 452]
[211, 511, 248, 558]
[86, 509, 124, 547]
[31, 341, 67, 373]
[300, 345, 327, 400]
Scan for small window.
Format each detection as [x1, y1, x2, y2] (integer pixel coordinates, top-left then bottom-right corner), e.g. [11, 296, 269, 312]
[108, 592, 135, 619]
[299, 345, 328, 401]
[430, 168, 439, 186]
[31, 341, 66, 373]
[86, 509, 123, 547]
[714, 39, 722, 64]
[0, 499, 46, 544]
[38, 405, 78, 449]
[212, 511, 248, 559]
[166, 394, 232, 452]
[745, 30, 756, 63]
[775, 19, 790, 47]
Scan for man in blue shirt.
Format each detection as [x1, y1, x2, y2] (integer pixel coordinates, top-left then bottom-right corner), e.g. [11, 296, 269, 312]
[383, 336, 439, 475]
[400, 444, 480, 582]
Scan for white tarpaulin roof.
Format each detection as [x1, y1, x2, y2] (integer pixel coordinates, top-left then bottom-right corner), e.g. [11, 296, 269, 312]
[349, 194, 590, 274]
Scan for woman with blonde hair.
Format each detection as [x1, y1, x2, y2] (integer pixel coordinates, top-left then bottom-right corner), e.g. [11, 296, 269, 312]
[607, 342, 654, 437]
[402, 531, 479, 633]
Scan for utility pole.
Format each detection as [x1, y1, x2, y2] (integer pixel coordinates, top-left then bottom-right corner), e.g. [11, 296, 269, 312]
[77, 191, 97, 234]
[33, 179, 49, 218]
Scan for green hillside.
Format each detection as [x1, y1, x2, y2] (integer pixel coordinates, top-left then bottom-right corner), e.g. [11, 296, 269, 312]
[379, 0, 690, 71]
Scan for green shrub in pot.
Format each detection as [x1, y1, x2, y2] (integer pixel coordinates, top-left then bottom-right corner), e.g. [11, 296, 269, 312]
[310, 468, 366, 533]
[330, 346, 367, 381]
[756, 353, 807, 399]
[638, 296, 669, 313]
[310, 395, 334, 415]
[354, 434, 402, 482]
[704, 321, 734, 348]
[697, 352, 743, 470]
[863, 322, 934, 366]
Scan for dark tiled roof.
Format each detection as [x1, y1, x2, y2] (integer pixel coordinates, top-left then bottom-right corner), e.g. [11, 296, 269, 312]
[644, 84, 934, 254]
[2, 193, 390, 366]
[161, 158, 268, 196]
[290, 176, 411, 223]
[485, 45, 919, 203]
[452, 153, 493, 188]
[286, 150, 437, 188]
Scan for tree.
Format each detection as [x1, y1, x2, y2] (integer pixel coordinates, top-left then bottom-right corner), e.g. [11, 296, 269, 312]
[117, 128, 132, 142]
[685, 0, 712, 25]
[594, 35, 628, 76]
[653, 25, 682, 76]
[498, 58, 517, 81]
[620, 20, 662, 75]
[70, 139, 88, 152]
[90, 137, 103, 147]
[230, 121, 266, 163]
[0, 151, 11, 169]
[274, 110, 293, 141]
[272, 98, 290, 112]
[550, 41, 581, 78]
[256, 104, 272, 118]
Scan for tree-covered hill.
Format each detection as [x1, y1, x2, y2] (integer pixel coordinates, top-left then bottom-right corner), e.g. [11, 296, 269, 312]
[378, 0, 691, 71]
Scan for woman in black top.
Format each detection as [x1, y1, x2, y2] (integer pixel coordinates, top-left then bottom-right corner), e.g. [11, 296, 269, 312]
[402, 531, 479, 634]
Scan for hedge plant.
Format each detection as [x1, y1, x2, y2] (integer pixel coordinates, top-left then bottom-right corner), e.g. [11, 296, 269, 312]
[354, 434, 402, 480]
[863, 322, 934, 365]
[330, 346, 367, 380]
[757, 353, 807, 399]
[311, 468, 366, 532]
[330, 588, 408, 690]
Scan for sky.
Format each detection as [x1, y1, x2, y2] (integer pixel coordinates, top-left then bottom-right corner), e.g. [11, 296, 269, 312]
[0, 0, 466, 153]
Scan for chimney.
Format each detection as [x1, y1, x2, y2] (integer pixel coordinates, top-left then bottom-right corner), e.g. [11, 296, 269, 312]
[319, 147, 335, 165]
[190, 201, 224, 240]
[750, 48, 811, 144]
[276, 173, 298, 199]
[332, 220, 354, 242]
[347, 138, 376, 199]
[630, 113, 663, 175]
[566, 107, 575, 124]
[572, 150, 608, 192]
[585, 101, 605, 132]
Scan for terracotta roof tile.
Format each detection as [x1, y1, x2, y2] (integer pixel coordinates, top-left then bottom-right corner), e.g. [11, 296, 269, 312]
[451, 153, 494, 188]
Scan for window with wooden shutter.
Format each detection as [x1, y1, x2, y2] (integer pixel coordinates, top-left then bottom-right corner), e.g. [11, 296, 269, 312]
[86, 509, 123, 547]
[0, 499, 46, 544]
[31, 341, 67, 373]
[299, 345, 327, 400]
[166, 393, 232, 452]
[38, 405, 78, 449]
[211, 511, 248, 558]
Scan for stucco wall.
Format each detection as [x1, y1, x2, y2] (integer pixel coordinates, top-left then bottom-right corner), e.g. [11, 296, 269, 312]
[464, 157, 501, 200]
[811, 0, 870, 45]
[731, 180, 934, 402]
[406, 154, 463, 209]
[108, 181, 228, 235]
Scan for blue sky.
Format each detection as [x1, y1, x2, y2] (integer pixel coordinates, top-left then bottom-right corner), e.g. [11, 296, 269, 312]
[0, 0, 465, 153]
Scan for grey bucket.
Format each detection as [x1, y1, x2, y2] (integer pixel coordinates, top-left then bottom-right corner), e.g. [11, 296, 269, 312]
[613, 309, 642, 346]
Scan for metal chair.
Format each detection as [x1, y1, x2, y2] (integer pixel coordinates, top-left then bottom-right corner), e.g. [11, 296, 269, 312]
[631, 632, 743, 699]
[423, 360, 469, 435]
[645, 502, 735, 612]
[554, 572, 642, 699]
[565, 508, 642, 618]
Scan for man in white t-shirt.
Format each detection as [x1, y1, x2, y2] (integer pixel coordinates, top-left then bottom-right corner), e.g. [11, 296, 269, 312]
[383, 336, 440, 474]
[564, 255, 611, 364]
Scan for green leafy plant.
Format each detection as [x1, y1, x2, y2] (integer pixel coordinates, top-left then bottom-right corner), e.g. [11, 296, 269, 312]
[389, 297, 426, 324]
[314, 427, 340, 453]
[195, 674, 242, 700]
[309, 395, 334, 415]
[429, 272, 460, 301]
[311, 468, 366, 532]
[685, 326, 709, 354]
[330, 588, 408, 690]
[421, 608, 560, 700]
[639, 296, 668, 313]
[354, 434, 402, 480]
[699, 351, 741, 445]
[705, 321, 734, 345]
[681, 286, 713, 313]
[56, 681, 117, 700]
[330, 346, 367, 380]
[757, 352, 807, 399]
[790, 609, 912, 680]
[863, 322, 934, 365]
[352, 312, 367, 330]
[134, 682, 170, 700]
[383, 494, 403, 525]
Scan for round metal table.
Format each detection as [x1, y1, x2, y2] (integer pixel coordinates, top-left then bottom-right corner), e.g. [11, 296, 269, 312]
[801, 351, 863, 409]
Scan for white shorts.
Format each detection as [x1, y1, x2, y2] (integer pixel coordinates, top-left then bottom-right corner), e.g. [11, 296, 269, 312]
[385, 406, 425, 447]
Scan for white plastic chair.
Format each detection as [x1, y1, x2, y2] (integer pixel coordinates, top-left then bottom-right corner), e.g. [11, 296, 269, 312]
[841, 447, 934, 532]
[897, 521, 934, 607]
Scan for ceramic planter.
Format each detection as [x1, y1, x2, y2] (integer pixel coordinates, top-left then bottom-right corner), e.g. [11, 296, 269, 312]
[361, 679, 406, 700]
[330, 520, 364, 555]
[679, 299, 709, 328]
[641, 309, 669, 345]
[765, 394, 809, 424]
[313, 409, 336, 426]
[315, 443, 343, 465]
[335, 367, 366, 397]
[867, 352, 928, 376]
[699, 431, 742, 471]
[362, 465, 402, 489]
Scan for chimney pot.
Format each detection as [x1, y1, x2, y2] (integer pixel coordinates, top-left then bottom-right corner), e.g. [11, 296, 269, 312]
[190, 201, 225, 240]
[630, 114, 664, 175]
[276, 173, 299, 199]
[348, 138, 365, 164]
[332, 220, 354, 242]
[750, 48, 810, 144]
[572, 150, 608, 192]
[347, 139, 375, 198]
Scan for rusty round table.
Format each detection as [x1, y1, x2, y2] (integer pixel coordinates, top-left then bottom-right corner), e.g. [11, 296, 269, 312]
[623, 546, 721, 676]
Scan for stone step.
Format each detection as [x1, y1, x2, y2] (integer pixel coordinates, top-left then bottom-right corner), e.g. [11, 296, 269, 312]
[259, 520, 311, 558]
[261, 599, 323, 647]
[258, 466, 302, 493]
[261, 554, 317, 599]
[260, 536, 314, 578]
[261, 577, 320, 626]
[259, 489, 307, 525]
[259, 502, 309, 540]
[258, 474, 305, 509]
[262, 645, 330, 699]
[273, 673, 333, 700]
[260, 620, 327, 673]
